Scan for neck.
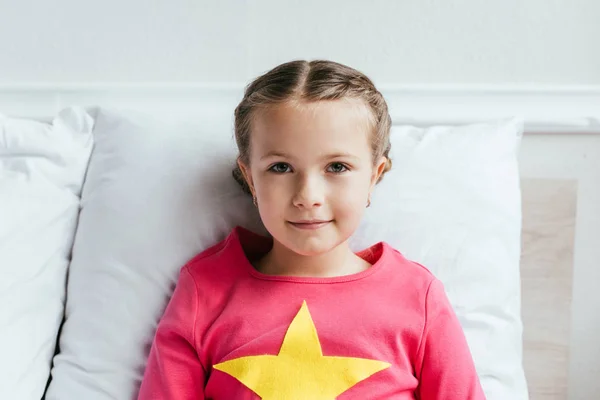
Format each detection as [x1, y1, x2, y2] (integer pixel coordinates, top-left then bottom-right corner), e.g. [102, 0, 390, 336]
[255, 239, 370, 278]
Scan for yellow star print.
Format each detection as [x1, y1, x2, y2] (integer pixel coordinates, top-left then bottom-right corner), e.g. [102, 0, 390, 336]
[213, 300, 391, 399]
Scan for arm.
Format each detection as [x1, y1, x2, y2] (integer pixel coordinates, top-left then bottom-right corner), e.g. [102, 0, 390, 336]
[415, 278, 486, 400]
[138, 267, 205, 400]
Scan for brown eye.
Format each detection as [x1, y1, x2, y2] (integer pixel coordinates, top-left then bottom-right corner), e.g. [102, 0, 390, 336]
[327, 163, 348, 173]
[269, 163, 291, 173]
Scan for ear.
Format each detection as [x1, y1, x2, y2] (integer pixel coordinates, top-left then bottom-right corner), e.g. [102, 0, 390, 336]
[237, 158, 255, 195]
[370, 156, 388, 190]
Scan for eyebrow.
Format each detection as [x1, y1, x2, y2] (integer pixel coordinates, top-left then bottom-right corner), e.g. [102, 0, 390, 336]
[260, 151, 292, 160]
[323, 152, 361, 161]
[260, 151, 360, 161]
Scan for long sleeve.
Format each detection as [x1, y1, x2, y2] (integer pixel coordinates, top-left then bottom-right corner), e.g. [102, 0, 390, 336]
[138, 266, 205, 400]
[414, 278, 486, 400]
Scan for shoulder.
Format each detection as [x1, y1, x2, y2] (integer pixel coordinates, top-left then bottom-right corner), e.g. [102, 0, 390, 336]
[181, 226, 268, 284]
[372, 243, 443, 308]
[382, 243, 437, 286]
[184, 234, 232, 274]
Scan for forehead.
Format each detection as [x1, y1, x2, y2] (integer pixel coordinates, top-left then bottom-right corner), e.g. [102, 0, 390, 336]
[250, 99, 373, 157]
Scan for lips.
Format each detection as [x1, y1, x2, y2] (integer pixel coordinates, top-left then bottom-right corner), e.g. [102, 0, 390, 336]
[288, 220, 332, 230]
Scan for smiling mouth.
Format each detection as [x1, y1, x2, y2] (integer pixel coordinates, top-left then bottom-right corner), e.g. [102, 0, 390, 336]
[288, 220, 332, 230]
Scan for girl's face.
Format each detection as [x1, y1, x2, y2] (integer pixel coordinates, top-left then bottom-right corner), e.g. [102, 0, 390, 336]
[239, 99, 387, 257]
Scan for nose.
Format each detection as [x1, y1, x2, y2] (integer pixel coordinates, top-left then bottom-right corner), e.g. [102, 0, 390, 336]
[292, 173, 324, 209]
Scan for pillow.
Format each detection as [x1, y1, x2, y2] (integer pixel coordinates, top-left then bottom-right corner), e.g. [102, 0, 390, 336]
[0, 108, 93, 400]
[45, 107, 267, 400]
[46, 107, 527, 400]
[350, 119, 528, 399]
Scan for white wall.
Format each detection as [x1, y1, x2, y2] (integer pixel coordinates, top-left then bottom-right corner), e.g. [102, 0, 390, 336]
[0, 0, 599, 85]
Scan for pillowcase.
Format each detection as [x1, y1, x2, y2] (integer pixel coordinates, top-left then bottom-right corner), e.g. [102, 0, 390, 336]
[0, 108, 94, 400]
[46, 107, 527, 400]
[45, 107, 267, 400]
[350, 119, 528, 399]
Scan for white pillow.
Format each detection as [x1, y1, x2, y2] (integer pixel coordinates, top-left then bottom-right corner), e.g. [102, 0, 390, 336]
[0, 108, 93, 400]
[350, 119, 528, 399]
[46, 107, 526, 400]
[45, 107, 267, 400]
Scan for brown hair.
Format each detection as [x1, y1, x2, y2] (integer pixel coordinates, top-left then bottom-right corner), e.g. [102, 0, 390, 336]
[232, 59, 392, 194]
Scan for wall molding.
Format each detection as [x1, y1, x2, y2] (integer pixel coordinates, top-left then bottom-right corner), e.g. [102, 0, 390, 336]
[1, 83, 599, 133]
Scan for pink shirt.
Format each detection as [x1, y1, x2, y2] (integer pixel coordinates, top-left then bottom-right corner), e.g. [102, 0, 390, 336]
[138, 226, 485, 399]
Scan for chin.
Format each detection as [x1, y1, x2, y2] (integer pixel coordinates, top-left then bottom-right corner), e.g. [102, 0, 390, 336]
[267, 221, 352, 256]
[285, 234, 343, 257]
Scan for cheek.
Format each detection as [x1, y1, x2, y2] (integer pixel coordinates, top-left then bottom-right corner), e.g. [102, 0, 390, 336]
[330, 175, 371, 208]
[254, 175, 287, 204]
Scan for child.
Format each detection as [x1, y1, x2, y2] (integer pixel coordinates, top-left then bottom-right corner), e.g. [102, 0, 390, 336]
[138, 60, 485, 399]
